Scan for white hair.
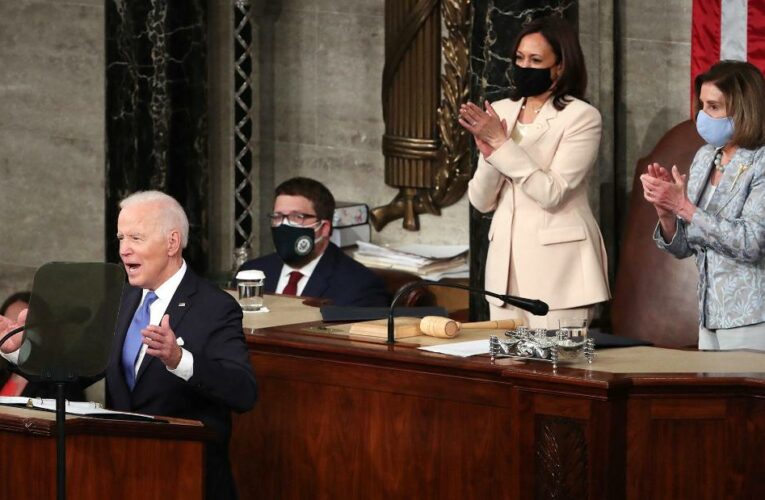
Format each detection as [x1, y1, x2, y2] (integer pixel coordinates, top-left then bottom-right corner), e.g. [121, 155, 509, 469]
[119, 191, 189, 248]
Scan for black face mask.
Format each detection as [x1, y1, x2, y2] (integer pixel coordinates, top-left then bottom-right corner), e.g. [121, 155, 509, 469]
[511, 63, 554, 97]
[271, 224, 316, 266]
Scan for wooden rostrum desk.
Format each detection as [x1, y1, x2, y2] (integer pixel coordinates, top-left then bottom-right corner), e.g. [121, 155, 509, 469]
[229, 296, 765, 500]
[0, 405, 211, 500]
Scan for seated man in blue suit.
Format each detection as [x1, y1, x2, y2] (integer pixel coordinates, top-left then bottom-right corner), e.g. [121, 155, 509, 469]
[238, 177, 390, 306]
[2, 191, 257, 500]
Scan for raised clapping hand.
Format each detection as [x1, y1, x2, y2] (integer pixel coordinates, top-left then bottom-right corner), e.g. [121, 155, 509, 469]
[640, 163, 674, 219]
[459, 101, 508, 157]
[640, 163, 696, 221]
[0, 308, 28, 354]
[142, 314, 182, 369]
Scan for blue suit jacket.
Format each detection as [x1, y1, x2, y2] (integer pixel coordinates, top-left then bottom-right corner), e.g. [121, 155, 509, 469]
[239, 243, 391, 307]
[106, 268, 257, 500]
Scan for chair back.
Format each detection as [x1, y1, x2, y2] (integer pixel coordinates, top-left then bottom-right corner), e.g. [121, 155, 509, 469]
[370, 268, 437, 307]
[611, 120, 705, 347]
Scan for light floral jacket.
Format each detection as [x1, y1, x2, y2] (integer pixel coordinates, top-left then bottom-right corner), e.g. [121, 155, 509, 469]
[655, 144, 765, 329]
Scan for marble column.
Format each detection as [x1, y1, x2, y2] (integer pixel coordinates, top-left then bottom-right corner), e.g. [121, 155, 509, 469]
[468, 0, 578, 320]
[105, 0, 209, 275]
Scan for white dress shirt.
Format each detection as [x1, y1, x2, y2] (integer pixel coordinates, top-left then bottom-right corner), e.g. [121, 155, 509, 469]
[135, 260, 194, 381]
[275, 252, 323, 295]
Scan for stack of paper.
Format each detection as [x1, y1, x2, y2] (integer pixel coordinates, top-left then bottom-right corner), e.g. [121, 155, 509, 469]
[418, 339, 490, 357]
[353, 242, 469, 279]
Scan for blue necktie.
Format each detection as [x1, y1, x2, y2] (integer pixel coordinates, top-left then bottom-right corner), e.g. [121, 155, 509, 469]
[121, 291, 157, 390]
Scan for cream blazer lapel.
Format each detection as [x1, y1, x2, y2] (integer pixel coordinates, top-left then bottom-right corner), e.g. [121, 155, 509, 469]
[514, 100, 558, 147]
[486, 98, 601, 208]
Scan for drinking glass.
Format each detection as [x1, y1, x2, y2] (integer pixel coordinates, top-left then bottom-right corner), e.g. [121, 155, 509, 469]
[555, 317, 588, 361]
[236, 270, 265, 311]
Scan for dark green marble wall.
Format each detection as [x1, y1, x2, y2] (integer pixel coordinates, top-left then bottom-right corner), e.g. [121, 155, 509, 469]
[105, 0, 209, 275]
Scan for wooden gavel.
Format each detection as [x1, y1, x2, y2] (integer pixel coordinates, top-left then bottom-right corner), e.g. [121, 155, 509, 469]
[419, 316, 525, 338]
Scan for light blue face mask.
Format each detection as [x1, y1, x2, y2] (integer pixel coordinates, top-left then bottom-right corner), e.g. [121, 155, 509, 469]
[696, 110, 734, 148]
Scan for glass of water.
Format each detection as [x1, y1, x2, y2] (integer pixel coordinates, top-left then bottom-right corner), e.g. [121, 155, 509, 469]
[236, 270, 265, 311]
[555, 317, 588, 361]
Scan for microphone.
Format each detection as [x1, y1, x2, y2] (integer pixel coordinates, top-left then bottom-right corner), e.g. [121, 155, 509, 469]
[0, 307, 92, 349]
[386, 280, 549, 344]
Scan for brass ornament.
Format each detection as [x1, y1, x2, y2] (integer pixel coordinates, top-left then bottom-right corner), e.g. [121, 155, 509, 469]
[371, 0, 472, 231]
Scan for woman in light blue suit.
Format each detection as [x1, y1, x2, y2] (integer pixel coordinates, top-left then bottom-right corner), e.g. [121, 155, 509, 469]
[641, 60, 765, 350]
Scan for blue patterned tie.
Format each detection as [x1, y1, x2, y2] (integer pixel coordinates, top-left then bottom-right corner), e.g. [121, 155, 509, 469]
[121, 291, 157, 390]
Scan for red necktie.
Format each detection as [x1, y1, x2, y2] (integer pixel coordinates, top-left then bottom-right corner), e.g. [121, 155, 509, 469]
[282, 271, 303, 296]
[0, 373, 29, 396]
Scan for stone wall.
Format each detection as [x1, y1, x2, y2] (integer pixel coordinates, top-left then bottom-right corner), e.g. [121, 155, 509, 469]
[0, 0, 695, 293]
[0, 0, 105, 303]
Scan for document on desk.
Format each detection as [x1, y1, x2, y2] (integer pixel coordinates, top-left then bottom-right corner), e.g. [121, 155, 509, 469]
[0, 397, 158, 421]
[418, 339, 490, 357]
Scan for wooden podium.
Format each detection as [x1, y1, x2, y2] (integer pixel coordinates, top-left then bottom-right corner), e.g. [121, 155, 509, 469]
[0, 405, 211, 500]
[230, 318, 765, 500]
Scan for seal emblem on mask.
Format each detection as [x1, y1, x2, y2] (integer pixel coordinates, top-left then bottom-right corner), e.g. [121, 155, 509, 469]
[295, 235, 313, 255]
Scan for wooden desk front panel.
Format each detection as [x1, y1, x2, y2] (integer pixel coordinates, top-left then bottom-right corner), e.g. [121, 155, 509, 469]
[231, 328, 765, 499]
[627, 396, 765, 500]
[0, 432, 204, 500]
[232, 351, 514, 499]
[231, 349, 619, 500]
[515, 392, 626, 500]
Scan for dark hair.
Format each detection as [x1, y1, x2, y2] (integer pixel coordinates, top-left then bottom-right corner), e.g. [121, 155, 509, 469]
[508, 16, 587, 110]
[274, 177, 336, 224]
[694, 60, 765, 149]
[1, 291, 31, 316]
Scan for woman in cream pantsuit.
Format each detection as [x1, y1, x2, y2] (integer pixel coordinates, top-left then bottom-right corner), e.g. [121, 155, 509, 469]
[460, 17, 610, 328]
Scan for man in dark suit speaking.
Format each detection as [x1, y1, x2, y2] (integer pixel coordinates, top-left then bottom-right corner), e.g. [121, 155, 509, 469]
[238, 177, 390, 306]
[2, 191, 257, 499]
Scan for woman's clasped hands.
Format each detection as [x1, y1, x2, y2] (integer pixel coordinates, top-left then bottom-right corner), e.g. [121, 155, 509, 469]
[459, 101, 508, 157]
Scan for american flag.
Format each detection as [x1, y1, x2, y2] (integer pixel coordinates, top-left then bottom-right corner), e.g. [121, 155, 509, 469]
[691, 0, 765, 100]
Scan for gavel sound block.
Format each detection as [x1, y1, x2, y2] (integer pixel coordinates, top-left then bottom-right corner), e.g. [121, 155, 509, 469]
[348, 316, 523, 339]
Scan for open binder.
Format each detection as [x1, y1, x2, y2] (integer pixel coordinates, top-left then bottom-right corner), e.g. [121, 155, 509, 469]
[0, 396, 159, 421]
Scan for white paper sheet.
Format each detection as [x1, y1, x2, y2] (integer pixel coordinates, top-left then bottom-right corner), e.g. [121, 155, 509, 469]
[418, 339, 490, 357]
[0, 397, 156, 420]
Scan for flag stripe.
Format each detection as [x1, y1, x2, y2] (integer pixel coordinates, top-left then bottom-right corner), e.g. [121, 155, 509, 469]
[748, 0, 765, 72]
[691, 0, 765, 113]
[691, 0, 721, 100]
[721, 0, 748, 60]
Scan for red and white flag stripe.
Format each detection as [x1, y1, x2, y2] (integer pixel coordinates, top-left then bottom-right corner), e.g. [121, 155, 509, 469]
[691, 0, 765, 100]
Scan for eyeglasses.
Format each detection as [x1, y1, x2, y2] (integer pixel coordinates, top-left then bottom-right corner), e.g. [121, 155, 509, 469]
[267, 212, 319, 227]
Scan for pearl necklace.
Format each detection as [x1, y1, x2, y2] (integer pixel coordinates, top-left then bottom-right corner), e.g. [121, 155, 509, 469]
[713, 149, 725, 172]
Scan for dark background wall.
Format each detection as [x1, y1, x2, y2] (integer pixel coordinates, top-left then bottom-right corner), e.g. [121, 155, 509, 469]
[0, 0, 693, 307]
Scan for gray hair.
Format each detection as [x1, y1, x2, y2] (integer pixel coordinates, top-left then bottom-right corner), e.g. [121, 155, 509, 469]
[119, 191, 189, 248]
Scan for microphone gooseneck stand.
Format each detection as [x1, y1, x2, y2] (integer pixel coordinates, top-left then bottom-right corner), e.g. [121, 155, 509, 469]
[386, 280, 550, 344]
[0, 329, 68, 500]
[55, 381, 66, 500]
